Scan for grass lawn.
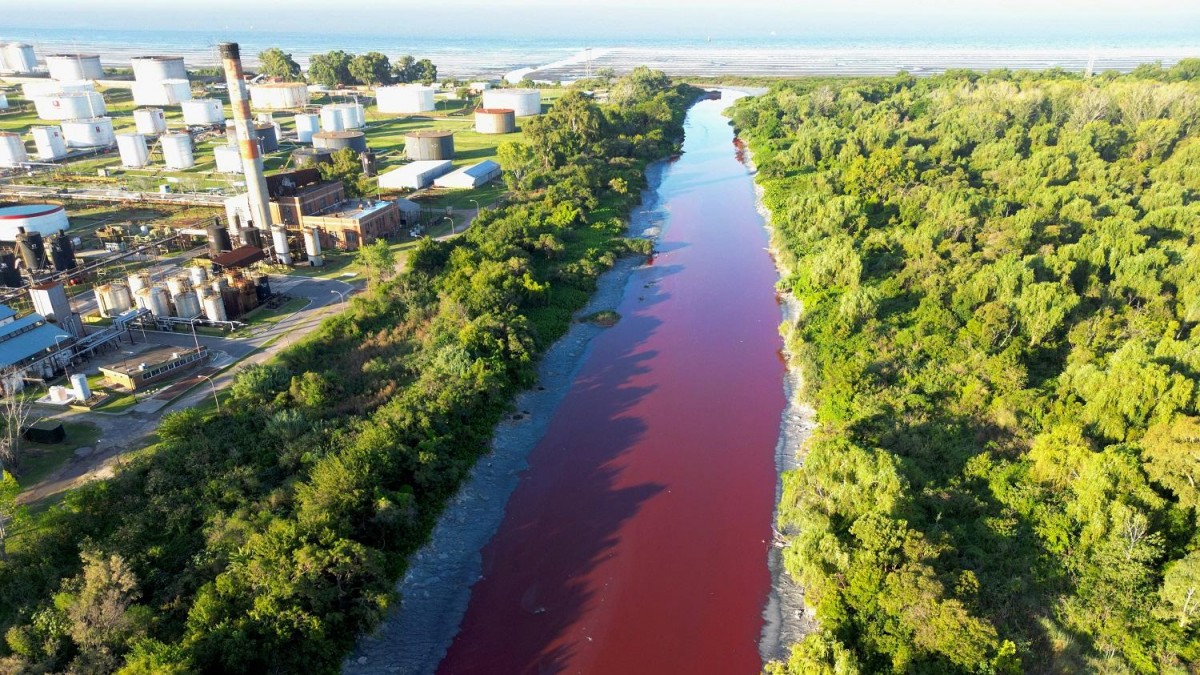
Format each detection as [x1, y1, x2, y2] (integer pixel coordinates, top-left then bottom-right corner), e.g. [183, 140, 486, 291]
[239, 296, 310, 328]
[16, 421, 102, 486]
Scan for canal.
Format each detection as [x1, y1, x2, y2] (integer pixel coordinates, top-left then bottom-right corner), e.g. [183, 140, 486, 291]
[437, 91, 787, 674]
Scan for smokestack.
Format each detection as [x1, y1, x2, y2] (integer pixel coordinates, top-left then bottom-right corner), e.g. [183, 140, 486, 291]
[219, 42, 292, 264]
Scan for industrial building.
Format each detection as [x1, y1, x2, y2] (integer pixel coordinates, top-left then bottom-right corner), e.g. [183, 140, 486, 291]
[302, 199, 408, 251]
[99, 346, 208, 392]
[0, 303, 72, 390]
[378, 160, 453, 190]
[433, 160, 502, 189]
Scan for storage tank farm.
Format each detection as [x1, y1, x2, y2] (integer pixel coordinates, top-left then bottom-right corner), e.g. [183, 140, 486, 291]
[294, 113, 320, 142]
[220, 42, 292, 265]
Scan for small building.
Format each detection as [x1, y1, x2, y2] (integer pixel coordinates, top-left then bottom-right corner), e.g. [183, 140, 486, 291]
[99, 346, 209, 392]
[223, 169, 345, 229]
[210, 245, 266, 271]
[301, 199, 402, 251]
[377, 160, 453, 191]
[433, 160, 502, 189]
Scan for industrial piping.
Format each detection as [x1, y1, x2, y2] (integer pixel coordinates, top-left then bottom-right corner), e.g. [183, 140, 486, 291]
[218, 42, 293, 265]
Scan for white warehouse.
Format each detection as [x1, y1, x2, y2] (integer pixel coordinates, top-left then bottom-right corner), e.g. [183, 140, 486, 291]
[378, 160, 453, 190]
[433, 160, 502, 189]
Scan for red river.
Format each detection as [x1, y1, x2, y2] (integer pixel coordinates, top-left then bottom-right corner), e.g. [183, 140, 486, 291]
[438, 91, 786, 674]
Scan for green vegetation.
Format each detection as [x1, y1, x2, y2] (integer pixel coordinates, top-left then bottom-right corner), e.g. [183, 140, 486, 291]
[256, 48, 302, 80]
[733, 60, 1200, 672]
[303, 49, 437, 88]
[17, 423, 102, 487]
[0, 68, 696, 673]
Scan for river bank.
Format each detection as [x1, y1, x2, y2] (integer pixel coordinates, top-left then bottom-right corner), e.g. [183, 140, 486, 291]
[343, 162, 669, 674]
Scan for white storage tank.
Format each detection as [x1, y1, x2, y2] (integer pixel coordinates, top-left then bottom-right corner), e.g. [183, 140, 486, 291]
[133, 108, 167, 134]
[131, 55, 188, 82]
[172, 291, 201, 319]
[202, 291, 227, 322]
[188, 265, 208, 287]
[21, 80, 93, 98]
[0, 94, 7, 111]
[127, 272, 151, 294]
[166, 274, 189, 297]
[2, 44, 37, 74]
[214, 145, 243, 173]
[0, 132, 27, 168]
[181, 98, 224, 125]
[45, 53, 104, 81]
[70, 373, 91, 402]
[96, 283, 133, 317]
[33, 91, 106, 121]
[31, 126, 68, 160]
[135, 287, 171, 318]
[61, 117, 115, 148]
[320, 105, 345, 132]
[303, 227, 323, 267]
[160, 132, 195, 169]
[482, 89, 541, 117]
[131, 79, 192, 106]
[116, 132, 150, 167]
[0, 205, 68, 240]
[375, 85, 436, 114]
[248, 82, 308, 110]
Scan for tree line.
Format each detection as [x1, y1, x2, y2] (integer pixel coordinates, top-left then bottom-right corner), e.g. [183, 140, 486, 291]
[732, 59, 1200, 673]
[0, 67, 696, 673]
[258, 48, 437, 87]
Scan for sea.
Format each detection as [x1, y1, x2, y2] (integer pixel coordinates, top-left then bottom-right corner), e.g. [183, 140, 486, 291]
[2, 27, 1197, 81]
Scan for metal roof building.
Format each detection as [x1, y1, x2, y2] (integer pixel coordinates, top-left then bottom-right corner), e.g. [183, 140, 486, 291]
[377, 160, 453, 190]
[0, 307, 72, 373]
[433, 160, 502, 189]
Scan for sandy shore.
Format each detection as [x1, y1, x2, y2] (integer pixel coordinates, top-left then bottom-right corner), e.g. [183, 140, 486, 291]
[738, 139, 820, 663]
[342, 162, 669, 675]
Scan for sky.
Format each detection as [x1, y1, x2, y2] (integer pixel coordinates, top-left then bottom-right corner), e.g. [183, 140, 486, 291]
[5, 0, 1200, 41]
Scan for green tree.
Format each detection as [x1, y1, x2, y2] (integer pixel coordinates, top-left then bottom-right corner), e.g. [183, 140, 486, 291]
[307, 50, 353, 87]
[355, 239, 396, 286]
[317, 147, 371, 197]
[0, 470, 23, 561]
[391, 55, 416, 83]
[349, 51, 392, 86]
[256, 47, 301, 80]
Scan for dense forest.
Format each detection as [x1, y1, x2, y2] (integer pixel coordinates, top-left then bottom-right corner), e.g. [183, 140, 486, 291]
[0, 69, 696, 673]
[732, 60, 1200, 673]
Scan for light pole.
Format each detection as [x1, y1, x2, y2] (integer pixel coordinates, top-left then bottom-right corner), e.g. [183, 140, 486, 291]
[189, 317, 201, 352]
[197, 372, 221, 414]
[442, 215, 455, 236]
[330, 289, 347, 305]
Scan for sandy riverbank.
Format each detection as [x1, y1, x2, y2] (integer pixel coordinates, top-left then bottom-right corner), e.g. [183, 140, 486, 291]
[739, 139, 820, 663]
[342, 161, 669, 675]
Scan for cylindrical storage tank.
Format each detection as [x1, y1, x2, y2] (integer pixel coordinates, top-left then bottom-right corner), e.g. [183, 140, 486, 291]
[61, 117, 115, 148]
[165, 274, 189, 297]
[294, 113, 320, 143]
[45, 54, 104, 81]
[2, 44, 37, 74]
[188, 265, 208, 287]
[16, 230, 46, 270]
[127, 272, 151, 294]
[202, 290, 227, 321]
[248, 82, 308, 110]
[0, 132, 27, 167]
[172, 291, 201, 319]
[213, 145, 243, 173]
[50, 230, 75, 271]
[242, 228, 263, 249]
[131, 79, 192, 106]
[291, 147, 333, 168]
[94, 284, 113, 317]
[404, 130, 454, 161]
[160, 132, 194, 169]
[33, 91, 106, 121]
[352, 103, 365, 128]
[328, 103, 362, 130]
[31, 126, 68, 161]
[71, 372, 91, 401]
[97, 283, 133, 317]
[0, 94, 8, 110]
[116, 133, 150, 168]
[254, 122, 278, 153]
[206, 219, 232, 255]
[0, 205, 67, 241]
[145, 287, 170, 318]
[181, 98, 224, 125]
[375, 85, 436, 114]
[474, 108, 516, 134]
[130, 55, 187, 82]
[320, 105, 345, 132]
[303, 227, 323, 267]
[271, 227, 292, 265]
[482, 88, 541, 117]
[313, 131, 367, 154]
[133, 108, 167, 134]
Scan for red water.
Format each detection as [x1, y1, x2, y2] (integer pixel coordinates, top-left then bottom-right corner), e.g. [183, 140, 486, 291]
[438, 93, 785, 675]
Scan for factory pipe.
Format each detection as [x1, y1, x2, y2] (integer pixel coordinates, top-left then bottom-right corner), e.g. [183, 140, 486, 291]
[219, 42, 291, 264]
